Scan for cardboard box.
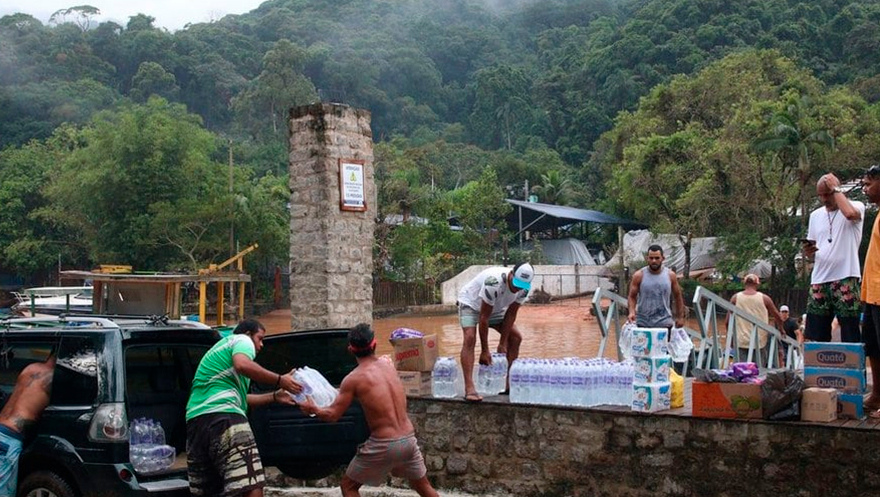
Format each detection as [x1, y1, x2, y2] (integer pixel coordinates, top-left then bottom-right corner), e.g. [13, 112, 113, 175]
[397, 371, 433, 397]
[804, 342, 866, 370]
[837, 392, 866, 420]
[633, 355, 672, 383]
[692, 381, 763, 419]
[803, 367, 866, 393]
[391, 334, 438, 371]
[800, 387, 838, 422]
[631, 327, 669, 358]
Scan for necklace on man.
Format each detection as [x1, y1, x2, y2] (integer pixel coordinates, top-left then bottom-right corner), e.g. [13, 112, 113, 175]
[827, 209, 839, 243]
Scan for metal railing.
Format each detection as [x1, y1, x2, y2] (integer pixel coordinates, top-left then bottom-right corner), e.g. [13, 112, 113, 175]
[692, 286, 802, 371]
[591, 287, 703, 375]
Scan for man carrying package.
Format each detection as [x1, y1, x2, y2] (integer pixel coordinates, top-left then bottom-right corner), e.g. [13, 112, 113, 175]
[457, 262, 534, 402]
[300, 323, 439, 497]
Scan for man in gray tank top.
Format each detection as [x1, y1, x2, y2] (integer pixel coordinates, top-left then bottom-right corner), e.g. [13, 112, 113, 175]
[627, 244, 686, 328]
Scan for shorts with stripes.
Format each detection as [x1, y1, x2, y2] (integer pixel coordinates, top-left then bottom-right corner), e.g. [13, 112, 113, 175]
[186, 412, 265, 497]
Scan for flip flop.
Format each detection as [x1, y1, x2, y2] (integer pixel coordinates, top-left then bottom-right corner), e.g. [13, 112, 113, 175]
[865, 396, 880, 411]
[499, 389, 510, 395]
[464, 392, 483, 403]
[869, 408, 880, 420]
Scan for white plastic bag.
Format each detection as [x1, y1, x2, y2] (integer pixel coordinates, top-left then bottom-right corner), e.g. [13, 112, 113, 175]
[668, 327, 694, 363]
[291, 366, 338, 407]
[619, 322, 635, 361]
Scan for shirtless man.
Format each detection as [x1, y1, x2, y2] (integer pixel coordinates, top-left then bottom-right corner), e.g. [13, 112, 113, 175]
[299, 323, 438, 497]
[0, 352, 55, 497]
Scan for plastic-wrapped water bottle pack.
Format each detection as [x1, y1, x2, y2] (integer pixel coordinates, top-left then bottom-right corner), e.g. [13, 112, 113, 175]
[290, 366, 338, 409]
[508, 357, 634, 407]
[129, 418, 175, 473]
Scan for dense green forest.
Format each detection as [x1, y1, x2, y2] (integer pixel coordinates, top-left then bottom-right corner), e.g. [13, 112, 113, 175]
[3, 0, 880, 293]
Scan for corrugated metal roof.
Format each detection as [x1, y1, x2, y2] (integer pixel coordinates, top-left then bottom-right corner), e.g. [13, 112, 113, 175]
[506, 199, 648, 232]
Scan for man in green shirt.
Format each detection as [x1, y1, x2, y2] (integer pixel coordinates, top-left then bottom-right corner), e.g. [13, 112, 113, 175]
[186, 319, 302, 497]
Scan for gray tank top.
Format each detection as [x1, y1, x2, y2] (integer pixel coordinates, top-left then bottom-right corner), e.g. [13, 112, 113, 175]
[636, 267, 673, 328]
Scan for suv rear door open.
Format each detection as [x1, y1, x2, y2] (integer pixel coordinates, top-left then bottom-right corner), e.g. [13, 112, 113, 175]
[250, 329, 369, 479]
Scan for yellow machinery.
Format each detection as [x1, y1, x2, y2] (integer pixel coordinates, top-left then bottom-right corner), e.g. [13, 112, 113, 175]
[61, 244, 258, 326]
[198, 244, 258, 325]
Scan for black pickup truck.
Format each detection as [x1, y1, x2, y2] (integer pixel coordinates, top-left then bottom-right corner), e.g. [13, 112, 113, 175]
[0, 316, 369, 497]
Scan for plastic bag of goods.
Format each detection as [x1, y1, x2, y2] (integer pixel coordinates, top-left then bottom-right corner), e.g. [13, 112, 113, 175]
[669, 369, 685, 409]
[291, 366, 338, 407]
[668, 327, 694, 363]
[390, 328, 424, 340]
[619, 322, 635, 361]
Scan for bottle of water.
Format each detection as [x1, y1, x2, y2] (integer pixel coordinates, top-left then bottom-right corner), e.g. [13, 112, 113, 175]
[432, 357, 456, 398]
[508, 359, 520, 402]
[527, 359, 541, 404]
[571, 359, 587, 407]
[475, 362, 493, 396]
[490, 352, 508, 394]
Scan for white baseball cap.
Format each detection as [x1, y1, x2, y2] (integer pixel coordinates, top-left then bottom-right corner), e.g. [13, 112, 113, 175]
[512, 263, 534, 291]
[780, 305, 790, 312]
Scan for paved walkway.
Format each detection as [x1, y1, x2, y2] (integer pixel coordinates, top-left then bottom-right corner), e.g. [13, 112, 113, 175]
[267, 487, 500, 497]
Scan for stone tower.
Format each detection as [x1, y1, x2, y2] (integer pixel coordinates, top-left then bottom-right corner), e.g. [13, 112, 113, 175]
[288, 103, 375, 330]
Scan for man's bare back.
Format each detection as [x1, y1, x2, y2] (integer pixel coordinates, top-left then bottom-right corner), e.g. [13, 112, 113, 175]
[0, 357, 55, 436]
[342, 356, 414, 439]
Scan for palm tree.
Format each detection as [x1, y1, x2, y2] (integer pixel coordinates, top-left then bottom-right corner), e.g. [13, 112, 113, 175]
[752, 95, 835, 230]
[531, 170, 574, 206]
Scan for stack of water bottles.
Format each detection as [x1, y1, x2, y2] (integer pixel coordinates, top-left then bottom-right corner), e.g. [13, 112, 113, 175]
[129, 418, 175, 473]
[631, 327, 672, 412]
[431, 357, 463, 398]
[290, 366, 338, 408]
[474, 352, 508, 396]
[508, 357, 634, 407]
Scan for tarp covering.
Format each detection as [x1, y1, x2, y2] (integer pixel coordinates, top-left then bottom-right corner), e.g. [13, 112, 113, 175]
[506, 199, 648, 233]
[523, 238, 597, 265]
[607, 230, 772, 278]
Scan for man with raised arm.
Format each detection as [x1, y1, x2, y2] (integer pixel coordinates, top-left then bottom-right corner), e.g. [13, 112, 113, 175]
[0, 352, 55, 497]
[299, 323, 439, 497]
[803, 172, 864, 343]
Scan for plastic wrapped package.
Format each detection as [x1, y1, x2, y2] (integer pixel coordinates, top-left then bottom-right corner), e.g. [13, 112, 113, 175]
[669, 369, 685, 408]
[761, 370, 805, 420]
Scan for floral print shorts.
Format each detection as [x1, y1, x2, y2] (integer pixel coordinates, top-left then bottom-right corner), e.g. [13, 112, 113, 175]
[806, 277, 861, 318]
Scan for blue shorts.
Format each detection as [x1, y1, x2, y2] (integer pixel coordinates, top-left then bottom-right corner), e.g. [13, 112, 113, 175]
[0, 424, 24, 497]
[458, 304, 504, 328]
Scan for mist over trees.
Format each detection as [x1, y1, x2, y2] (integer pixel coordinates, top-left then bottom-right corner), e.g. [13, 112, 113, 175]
[3, 0, 880, 291]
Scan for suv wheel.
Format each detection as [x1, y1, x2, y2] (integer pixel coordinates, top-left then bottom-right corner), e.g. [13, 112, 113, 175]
[18, 471, 77, 497]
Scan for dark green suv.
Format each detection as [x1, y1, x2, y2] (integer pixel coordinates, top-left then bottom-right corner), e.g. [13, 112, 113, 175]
[0, 316, 369, 497]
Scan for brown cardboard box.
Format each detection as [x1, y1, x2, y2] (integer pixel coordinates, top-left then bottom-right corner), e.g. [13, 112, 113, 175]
[692, 381, 763, 419]
[398, 371, 432, 397]
[391, 334, 439, 372]
[801, 387, 838, 422]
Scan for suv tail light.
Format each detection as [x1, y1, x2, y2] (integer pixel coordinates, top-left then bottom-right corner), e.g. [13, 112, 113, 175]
[89, 403, 128, 442]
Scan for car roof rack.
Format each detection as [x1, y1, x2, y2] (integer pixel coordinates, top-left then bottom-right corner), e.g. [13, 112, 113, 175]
[7, 313, 213, 330]
[0, 315, 120, 330]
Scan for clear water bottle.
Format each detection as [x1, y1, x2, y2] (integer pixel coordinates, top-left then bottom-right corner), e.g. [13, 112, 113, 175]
[527, 359, 541, 404]
[432, 357, 456, 398]
[509, 359, 523, 403]
[474, 363, 493, 396]
[490, 352, 508, 394]
[571, 360, 587, 407]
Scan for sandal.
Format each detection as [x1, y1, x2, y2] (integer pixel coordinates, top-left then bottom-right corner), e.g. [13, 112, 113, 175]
[464, 392, 483, 403]
[865, 395, 880, 411]
[869, 408, 880, 420]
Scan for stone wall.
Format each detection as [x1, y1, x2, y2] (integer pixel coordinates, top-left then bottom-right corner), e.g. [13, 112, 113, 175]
[288, 103, 375, 330]
[407, 397, 880, 497]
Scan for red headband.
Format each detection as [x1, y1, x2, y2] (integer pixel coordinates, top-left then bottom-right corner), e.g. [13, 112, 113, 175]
[348, 338, 376, 353]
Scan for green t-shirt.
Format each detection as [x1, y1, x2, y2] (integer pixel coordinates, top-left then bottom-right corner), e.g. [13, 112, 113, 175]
[186, 334, 256, 421]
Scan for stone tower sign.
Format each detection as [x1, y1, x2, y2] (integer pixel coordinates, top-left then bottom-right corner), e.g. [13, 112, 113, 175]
[288, 103, 375, 330]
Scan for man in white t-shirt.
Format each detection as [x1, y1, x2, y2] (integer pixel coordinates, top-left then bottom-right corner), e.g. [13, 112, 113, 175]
[803, 172, 864, 342]
[457, 263, 534, 402]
